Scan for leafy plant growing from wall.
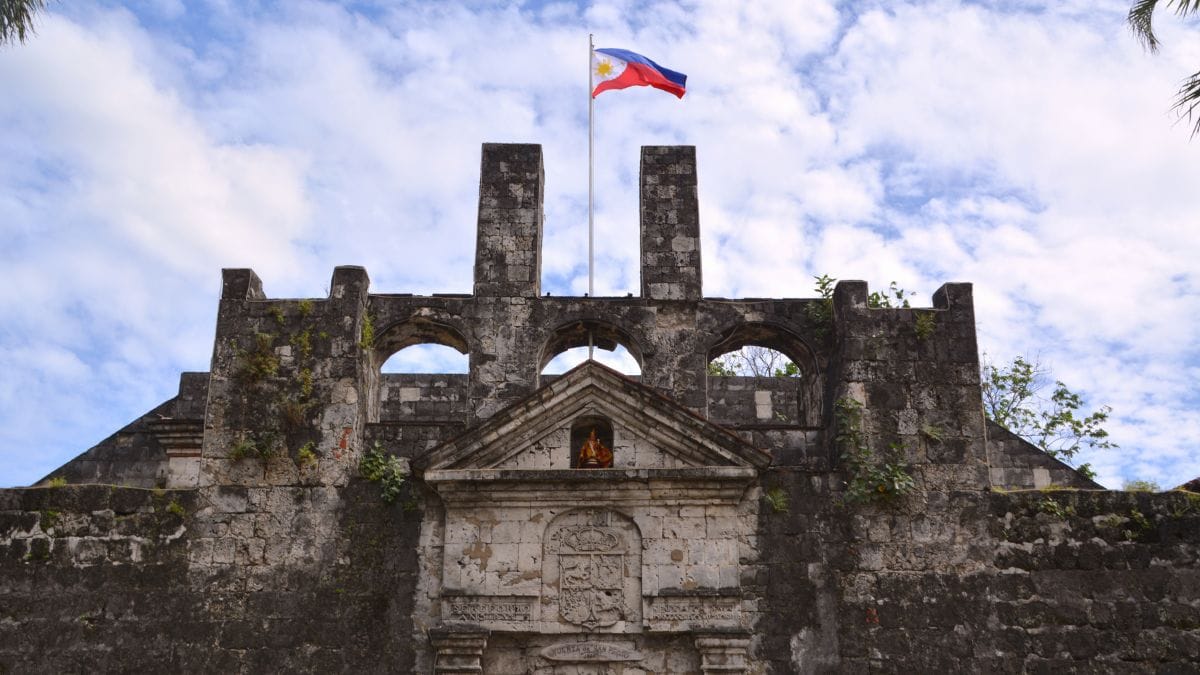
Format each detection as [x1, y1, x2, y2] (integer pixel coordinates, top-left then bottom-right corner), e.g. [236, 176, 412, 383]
[836, 397, 917, 505]
[229, 432, 281, 462]
[763, 487, 790, 513]
[914, 312, 936, 340]
[296, 441, 319, 468]
[804, 274, 836, 339]
[359, 312, 376, 350]
[360, 443, 408, 505]
[867, 282, 914, 309]
[234, 333, 280, 384]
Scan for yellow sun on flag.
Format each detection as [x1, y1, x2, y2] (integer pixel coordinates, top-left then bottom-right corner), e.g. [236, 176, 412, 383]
[594, 59, 615, 79]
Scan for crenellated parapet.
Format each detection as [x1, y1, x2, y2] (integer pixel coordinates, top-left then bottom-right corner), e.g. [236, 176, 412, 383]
[830, 279, 988, 491]
[201, 265, 373, 489]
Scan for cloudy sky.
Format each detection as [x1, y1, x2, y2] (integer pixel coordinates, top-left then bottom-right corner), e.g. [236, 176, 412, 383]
[1, 0, 1197, 489]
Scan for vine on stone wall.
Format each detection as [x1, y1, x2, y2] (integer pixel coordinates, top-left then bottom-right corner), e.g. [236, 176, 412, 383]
[228, 304, 328, 470]
[836, 397, 916, 506]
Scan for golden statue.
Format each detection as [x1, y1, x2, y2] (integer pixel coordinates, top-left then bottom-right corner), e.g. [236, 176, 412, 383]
[577, 429, 613, 468]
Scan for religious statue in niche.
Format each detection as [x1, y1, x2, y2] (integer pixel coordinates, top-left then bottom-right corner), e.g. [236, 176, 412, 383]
[577, 428, 613, 468]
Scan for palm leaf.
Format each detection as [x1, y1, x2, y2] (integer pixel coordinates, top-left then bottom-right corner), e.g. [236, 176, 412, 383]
[1173, 70, 1200, 137]
[0, 0, 47, 46]
[1129, 0, 1200, 52]
[1129, 0, 1163, 51]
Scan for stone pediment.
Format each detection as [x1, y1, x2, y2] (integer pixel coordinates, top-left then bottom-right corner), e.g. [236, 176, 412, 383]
[423, 361, 770, 476]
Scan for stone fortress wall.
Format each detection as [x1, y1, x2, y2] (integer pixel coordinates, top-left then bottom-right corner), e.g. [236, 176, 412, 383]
[1, 144, 1196, 673]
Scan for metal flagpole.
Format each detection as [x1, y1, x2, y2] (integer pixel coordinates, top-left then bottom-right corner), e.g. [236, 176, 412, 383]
[587, 33, 595, 360]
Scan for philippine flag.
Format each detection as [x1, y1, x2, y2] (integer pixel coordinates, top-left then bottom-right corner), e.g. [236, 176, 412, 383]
[591, 48, 687, 99]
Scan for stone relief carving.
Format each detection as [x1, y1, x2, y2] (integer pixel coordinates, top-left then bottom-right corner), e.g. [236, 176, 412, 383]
[643, 596, 745, 631]
[543, 509, 642, 631]
[540, 642, 643, 662]
[444, 595, 535, 623]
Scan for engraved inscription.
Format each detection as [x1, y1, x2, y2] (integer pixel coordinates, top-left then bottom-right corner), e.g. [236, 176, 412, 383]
[541, 642, 643, 662]
[644, 596, 744, 628]
[445, 595, 534, 622]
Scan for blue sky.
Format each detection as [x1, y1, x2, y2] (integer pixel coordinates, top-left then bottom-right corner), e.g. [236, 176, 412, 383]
[1, 0, 1198, 488]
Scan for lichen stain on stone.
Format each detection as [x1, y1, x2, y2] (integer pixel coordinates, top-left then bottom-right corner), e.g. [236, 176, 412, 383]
[464, 512, 498, 528]
[462, 541, 492, 570]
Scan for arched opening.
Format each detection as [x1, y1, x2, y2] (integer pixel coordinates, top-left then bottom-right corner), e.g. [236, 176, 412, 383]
[542, 345, 641, 376]
[569, 416, 615, 469]
[369, 315, 471, 423]
[380, 344, 468, 374]
[706, 323, 822, 427]
[539, 320, 643, 378]
[708, 346, 800, 378]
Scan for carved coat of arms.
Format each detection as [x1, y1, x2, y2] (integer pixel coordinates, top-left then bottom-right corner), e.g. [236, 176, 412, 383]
[556, 526, 625, 629]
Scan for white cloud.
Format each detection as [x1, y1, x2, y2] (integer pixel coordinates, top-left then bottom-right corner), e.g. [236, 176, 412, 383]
[1, 0, 1198, 489]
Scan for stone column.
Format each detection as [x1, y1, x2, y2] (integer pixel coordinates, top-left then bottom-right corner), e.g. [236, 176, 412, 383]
[695, 634, 751, 674]
[469, 142, 544, 419]
[430, 627, 489, 674]
[640, 145, 701, 301]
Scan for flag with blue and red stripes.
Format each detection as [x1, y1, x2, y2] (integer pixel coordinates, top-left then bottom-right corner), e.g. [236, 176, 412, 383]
[591, 48, 687, 99]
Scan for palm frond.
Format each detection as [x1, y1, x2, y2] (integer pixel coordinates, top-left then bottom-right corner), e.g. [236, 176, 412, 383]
[1172, 70, 1200, 138]
[0, 0, 47, 46]
[1130, 0, 1200, 52]
[1169, 0, 1200, 17]
[1129, 0, 1163, 52]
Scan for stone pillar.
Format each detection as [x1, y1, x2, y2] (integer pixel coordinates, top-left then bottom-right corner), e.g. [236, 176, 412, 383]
[695, 634, 751, 674]
[473, 143, 543, 299]
[430, 627, 489, 674]
[469, 143, 544, 418]
[636, 146, 706, 412]
[154, 420, 202, 488]
[640, 145, 701, 301]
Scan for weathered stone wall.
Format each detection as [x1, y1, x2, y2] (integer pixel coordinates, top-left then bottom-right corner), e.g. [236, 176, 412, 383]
[0, 481, 428, 673]
[0, 486, 196, 671]
[39, 372, 208, 488]
[6, 481, 1194, 673]
[986, 419, 1102, 490]
[13, 142, 1197, 673]
[831, 281, 989, 493]
[752, 481, 1200, 673]
[378, 374, 470, 423]
[707, 375, 804, 426]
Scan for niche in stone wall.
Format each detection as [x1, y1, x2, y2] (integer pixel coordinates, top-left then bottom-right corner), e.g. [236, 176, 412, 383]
[569, 416, 614, 469]
[542, 509, 642, 632]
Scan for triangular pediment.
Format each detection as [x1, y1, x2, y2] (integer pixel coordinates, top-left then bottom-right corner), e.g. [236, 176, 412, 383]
[424, 361, 770, 473]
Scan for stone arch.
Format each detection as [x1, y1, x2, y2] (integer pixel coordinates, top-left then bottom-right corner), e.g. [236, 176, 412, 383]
[705, 322, 823, 427]
[537, 319, 645, 376]
[541, 508, 643, 633]
[367, 312, 472, 423]
[370, 313, 470, 370]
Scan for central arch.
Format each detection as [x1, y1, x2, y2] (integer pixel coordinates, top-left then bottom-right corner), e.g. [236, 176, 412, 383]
[538, 319, 645, 380]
